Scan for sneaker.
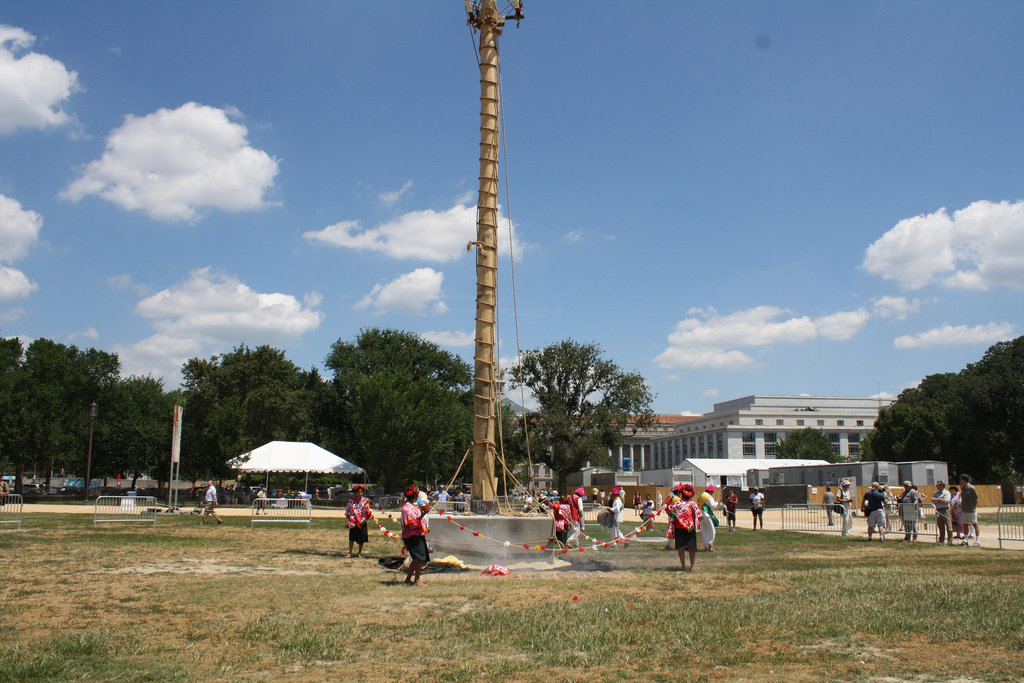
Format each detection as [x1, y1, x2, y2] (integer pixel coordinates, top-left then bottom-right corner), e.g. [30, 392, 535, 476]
[960, 540, 968, 546]
[972, 540, 981, 547]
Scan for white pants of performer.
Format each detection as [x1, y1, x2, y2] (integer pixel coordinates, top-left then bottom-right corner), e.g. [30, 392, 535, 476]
[701, 515, 716, 549]
[610, 520, 625, 542]
[567, 520, 582, 546]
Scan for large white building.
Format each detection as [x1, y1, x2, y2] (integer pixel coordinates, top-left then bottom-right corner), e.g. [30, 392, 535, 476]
[619, 395, 892, 470]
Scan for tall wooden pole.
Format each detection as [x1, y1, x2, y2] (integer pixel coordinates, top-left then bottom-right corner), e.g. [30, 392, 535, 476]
[468, 1, 520, 503]
[470, 0, 501, 503]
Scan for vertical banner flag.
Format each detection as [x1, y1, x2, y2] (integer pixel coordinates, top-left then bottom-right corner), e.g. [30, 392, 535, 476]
[171, 405, 183, 463]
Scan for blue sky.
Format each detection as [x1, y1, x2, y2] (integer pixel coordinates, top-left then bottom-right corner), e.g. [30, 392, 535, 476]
[1, 1, 1021, 415]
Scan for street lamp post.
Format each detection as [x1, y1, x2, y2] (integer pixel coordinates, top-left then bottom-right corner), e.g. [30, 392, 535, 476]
[84, 402, 98, 503]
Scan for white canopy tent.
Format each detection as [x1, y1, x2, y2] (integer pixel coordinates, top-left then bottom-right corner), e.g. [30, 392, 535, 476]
[233, 441, 365, 493]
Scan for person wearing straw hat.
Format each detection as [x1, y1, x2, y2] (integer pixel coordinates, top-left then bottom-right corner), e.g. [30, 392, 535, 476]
[400, 485, 431, 585]
[345, 484, 373, 558]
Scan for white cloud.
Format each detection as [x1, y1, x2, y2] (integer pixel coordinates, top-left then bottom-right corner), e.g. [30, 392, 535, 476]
[871, 295, 920, 320]
[0, 266, 37, 301]
[0, 193, 42, 262]
[564, 230, 583, 242]
[107, 273, 150, 296]
[0, 307, 26, 323]
[893, 322, 1015, 349]
[61, 102, 279, 222]
[66, 326, 98, 343]
[304, 201, 524, 262]
[0, 25, 80, 135]
[419, 329, 474, 347]
[355, 267, 447, 315]
[862, 199, 1024, 291]
[815, 309, 871, 341]
[655, 305, 880, 371]
[700, 388, 720, 399]
[116, 267, 323, 383]
[378, 180, 413, 206]
[654, 306, 817, 370]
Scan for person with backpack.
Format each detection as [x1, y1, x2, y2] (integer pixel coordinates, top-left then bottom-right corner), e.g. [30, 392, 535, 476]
[666, 484, 701, 571]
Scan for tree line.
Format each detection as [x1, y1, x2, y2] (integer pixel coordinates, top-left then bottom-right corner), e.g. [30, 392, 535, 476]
[0, 330, 654, 495]
[863, 336, 1024, 482]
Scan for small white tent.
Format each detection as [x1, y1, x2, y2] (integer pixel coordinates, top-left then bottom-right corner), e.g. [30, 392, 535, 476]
[235, 441, 364, 475]
[234, 441, 365, 492]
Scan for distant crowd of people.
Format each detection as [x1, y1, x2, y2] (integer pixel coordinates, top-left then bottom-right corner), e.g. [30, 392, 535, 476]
[817, 473, 981, 545]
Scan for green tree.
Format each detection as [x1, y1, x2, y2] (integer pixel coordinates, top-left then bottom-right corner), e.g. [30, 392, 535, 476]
[776, 428, 839, 462]
[180, 345, 308, 480]
[325, 328, 472, 491]
[865, 336, 1024, 481]
[3, 339, 120, 492]
[507, 339, 654, 492]
[95, 375, 176, 487]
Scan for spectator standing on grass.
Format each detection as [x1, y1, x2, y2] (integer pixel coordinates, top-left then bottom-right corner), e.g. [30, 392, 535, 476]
[958, 474, 981, 547]
[254, 487, 267, 516]
[200, 481, 223, 525]
[862, 482, 886, 541]
[898, 481, 923, 541]
[931, 481, 952, 545]
[949, 485, 963, 539]
[823, 486, 836, 526]
[633, 491, 642, 515]
[345, 484, 373, 558]
[656, 489, 663, 509]
[640, 494, 655, 523]
[724, 488, 739, 531]
[667, 484, 701, 572]
[750, 487, 765, 530]
[0, 478, 9, 503]
[435, 487, 449, 513]
[837, 480, 854, 536]
[400, 485, 430, 585]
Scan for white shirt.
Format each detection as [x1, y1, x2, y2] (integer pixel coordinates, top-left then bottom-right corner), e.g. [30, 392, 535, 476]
[750, 491, 764, 509]
[610, 497, 623, 524]
[204, 485, 217, 503]
[931, 488, 951, 509]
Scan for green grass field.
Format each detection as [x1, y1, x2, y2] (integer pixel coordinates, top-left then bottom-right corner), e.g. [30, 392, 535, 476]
[2, 513, 1023, 682]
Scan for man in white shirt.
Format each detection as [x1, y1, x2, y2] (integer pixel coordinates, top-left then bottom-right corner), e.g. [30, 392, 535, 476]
[201, 481, 223, 525]
[931, 480, 952, 545]
[750, 488, 765, 530]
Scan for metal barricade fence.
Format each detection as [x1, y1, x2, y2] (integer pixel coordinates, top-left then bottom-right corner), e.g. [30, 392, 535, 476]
[0, 493, 23, 531]
[251, 498, 312, 527]
[883, 502, 938, 539]
[582, 503, 602, 523]
[94, 495, 158, 527]
[376, 495, 402, 511]
[781, 503, 843, 533]
[997, 505, 1024, 550]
